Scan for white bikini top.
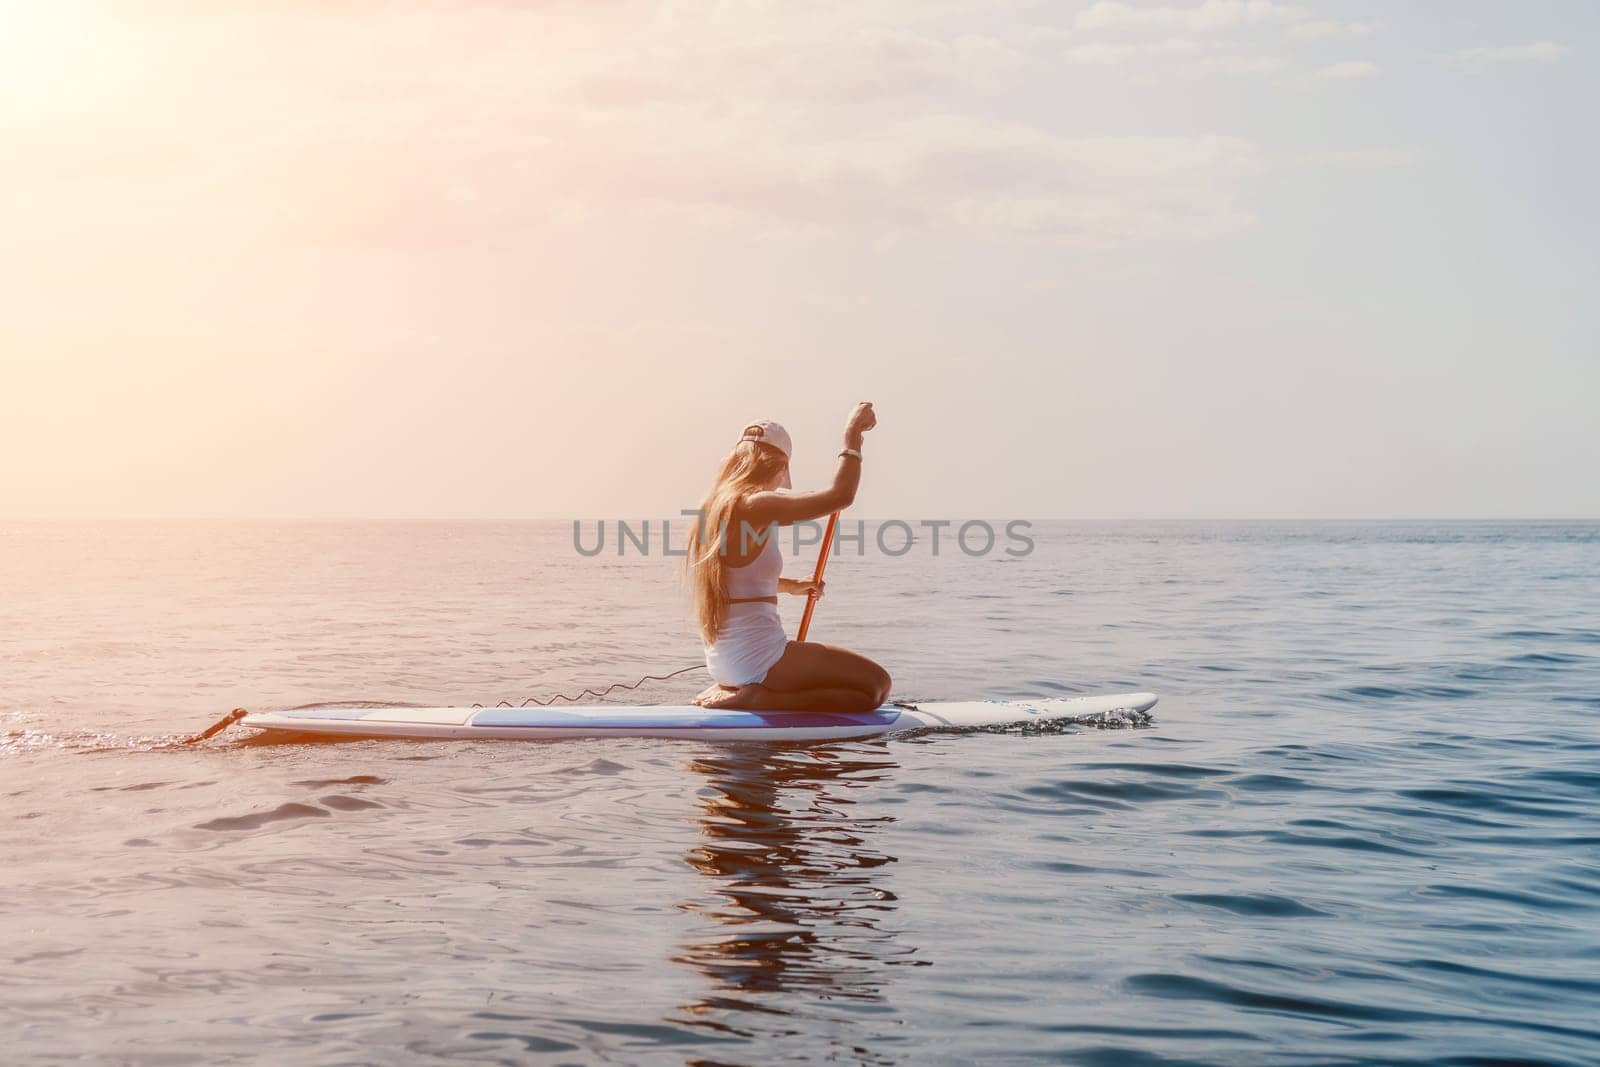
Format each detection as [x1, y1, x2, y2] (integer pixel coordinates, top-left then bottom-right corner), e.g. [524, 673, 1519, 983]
[726, 525, 782, 600]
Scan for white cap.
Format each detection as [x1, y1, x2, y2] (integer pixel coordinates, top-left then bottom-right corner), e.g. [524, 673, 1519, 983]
[739, 420, 792, 460]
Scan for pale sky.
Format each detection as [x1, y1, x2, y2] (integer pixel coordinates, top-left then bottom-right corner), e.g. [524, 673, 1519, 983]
[2, 0, 1594, 519]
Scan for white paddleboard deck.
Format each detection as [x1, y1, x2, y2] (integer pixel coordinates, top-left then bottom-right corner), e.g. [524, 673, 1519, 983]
[238, 692, 1158, 743]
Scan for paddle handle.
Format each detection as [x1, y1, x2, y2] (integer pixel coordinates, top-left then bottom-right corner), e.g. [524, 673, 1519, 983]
[796, 512, 839, 643]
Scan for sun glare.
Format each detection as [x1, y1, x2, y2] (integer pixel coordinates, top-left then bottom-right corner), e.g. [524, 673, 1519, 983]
[0, 4, 116, 108]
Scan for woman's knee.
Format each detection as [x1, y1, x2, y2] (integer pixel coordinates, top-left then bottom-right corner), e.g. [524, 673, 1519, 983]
[869, 662, 892, 704]
[843, 652, 891, 705]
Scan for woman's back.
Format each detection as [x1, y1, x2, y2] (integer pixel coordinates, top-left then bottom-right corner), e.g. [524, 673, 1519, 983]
[724, 521, 782, 601]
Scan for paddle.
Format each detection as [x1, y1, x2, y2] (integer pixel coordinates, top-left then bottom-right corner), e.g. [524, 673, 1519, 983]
[796, 511, 838, 642]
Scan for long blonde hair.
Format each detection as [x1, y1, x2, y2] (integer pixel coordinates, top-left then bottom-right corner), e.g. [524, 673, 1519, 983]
[685, 431, 789, 644]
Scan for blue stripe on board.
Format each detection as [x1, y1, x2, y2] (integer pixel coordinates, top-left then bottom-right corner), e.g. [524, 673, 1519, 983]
[468, 707, 903, 730]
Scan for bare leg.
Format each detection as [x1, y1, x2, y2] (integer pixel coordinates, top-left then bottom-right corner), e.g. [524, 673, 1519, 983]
[696, 642, 891, 713]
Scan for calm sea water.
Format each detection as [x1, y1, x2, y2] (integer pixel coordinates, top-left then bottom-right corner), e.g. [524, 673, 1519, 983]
[3, 521, 1598, 1065]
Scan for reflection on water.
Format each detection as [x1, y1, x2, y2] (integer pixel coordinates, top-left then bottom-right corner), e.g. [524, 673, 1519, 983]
[9, 523, 1600, 1064]
[674, 744, 924, 1048]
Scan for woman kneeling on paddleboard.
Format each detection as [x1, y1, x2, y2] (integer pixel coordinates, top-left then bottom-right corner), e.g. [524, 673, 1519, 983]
[687, 403, 891, 712]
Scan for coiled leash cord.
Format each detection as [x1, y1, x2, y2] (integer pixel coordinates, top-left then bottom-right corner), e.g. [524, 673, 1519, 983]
[473, 663, 707, 708]
[183, 663, 710, 743]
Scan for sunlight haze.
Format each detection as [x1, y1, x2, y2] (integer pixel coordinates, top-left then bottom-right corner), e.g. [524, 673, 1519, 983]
[3, 0, 1595, 519]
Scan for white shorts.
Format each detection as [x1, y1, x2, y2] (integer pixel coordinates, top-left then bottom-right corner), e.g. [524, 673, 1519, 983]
[705, 602, 790, 687]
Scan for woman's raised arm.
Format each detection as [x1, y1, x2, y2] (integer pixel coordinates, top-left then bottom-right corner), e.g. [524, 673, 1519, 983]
[744, 402, 876, 526]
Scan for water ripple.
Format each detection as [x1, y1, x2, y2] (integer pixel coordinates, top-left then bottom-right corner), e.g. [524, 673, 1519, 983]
[4, 520, 1600, 1064]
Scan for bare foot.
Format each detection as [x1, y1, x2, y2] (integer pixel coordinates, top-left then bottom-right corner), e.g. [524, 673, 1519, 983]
[699, 683, 767, 710]
[692, 683, 737, 707]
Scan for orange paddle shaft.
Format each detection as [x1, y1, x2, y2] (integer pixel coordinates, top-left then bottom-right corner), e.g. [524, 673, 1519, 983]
[796, 512, 839, 643]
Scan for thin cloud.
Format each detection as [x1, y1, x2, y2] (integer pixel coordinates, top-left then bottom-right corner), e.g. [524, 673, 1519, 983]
[547, 119, 1266, 245]
[1289, 19, 1372, 41]
[1065, 38, 1202, 66]
[1317, 60, 1378, 81]
[1075, 0, 1304, 34]
[4, 3, 1285, 253]
[1185, 54, 1289, 77]
[1305, 148, 1418, 170]
[1454, 42, 1569, 70]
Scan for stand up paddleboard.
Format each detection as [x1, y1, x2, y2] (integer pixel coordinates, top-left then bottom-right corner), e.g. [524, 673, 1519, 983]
[231, 692, 1157, 743]
[196, 506, 1156, 745]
